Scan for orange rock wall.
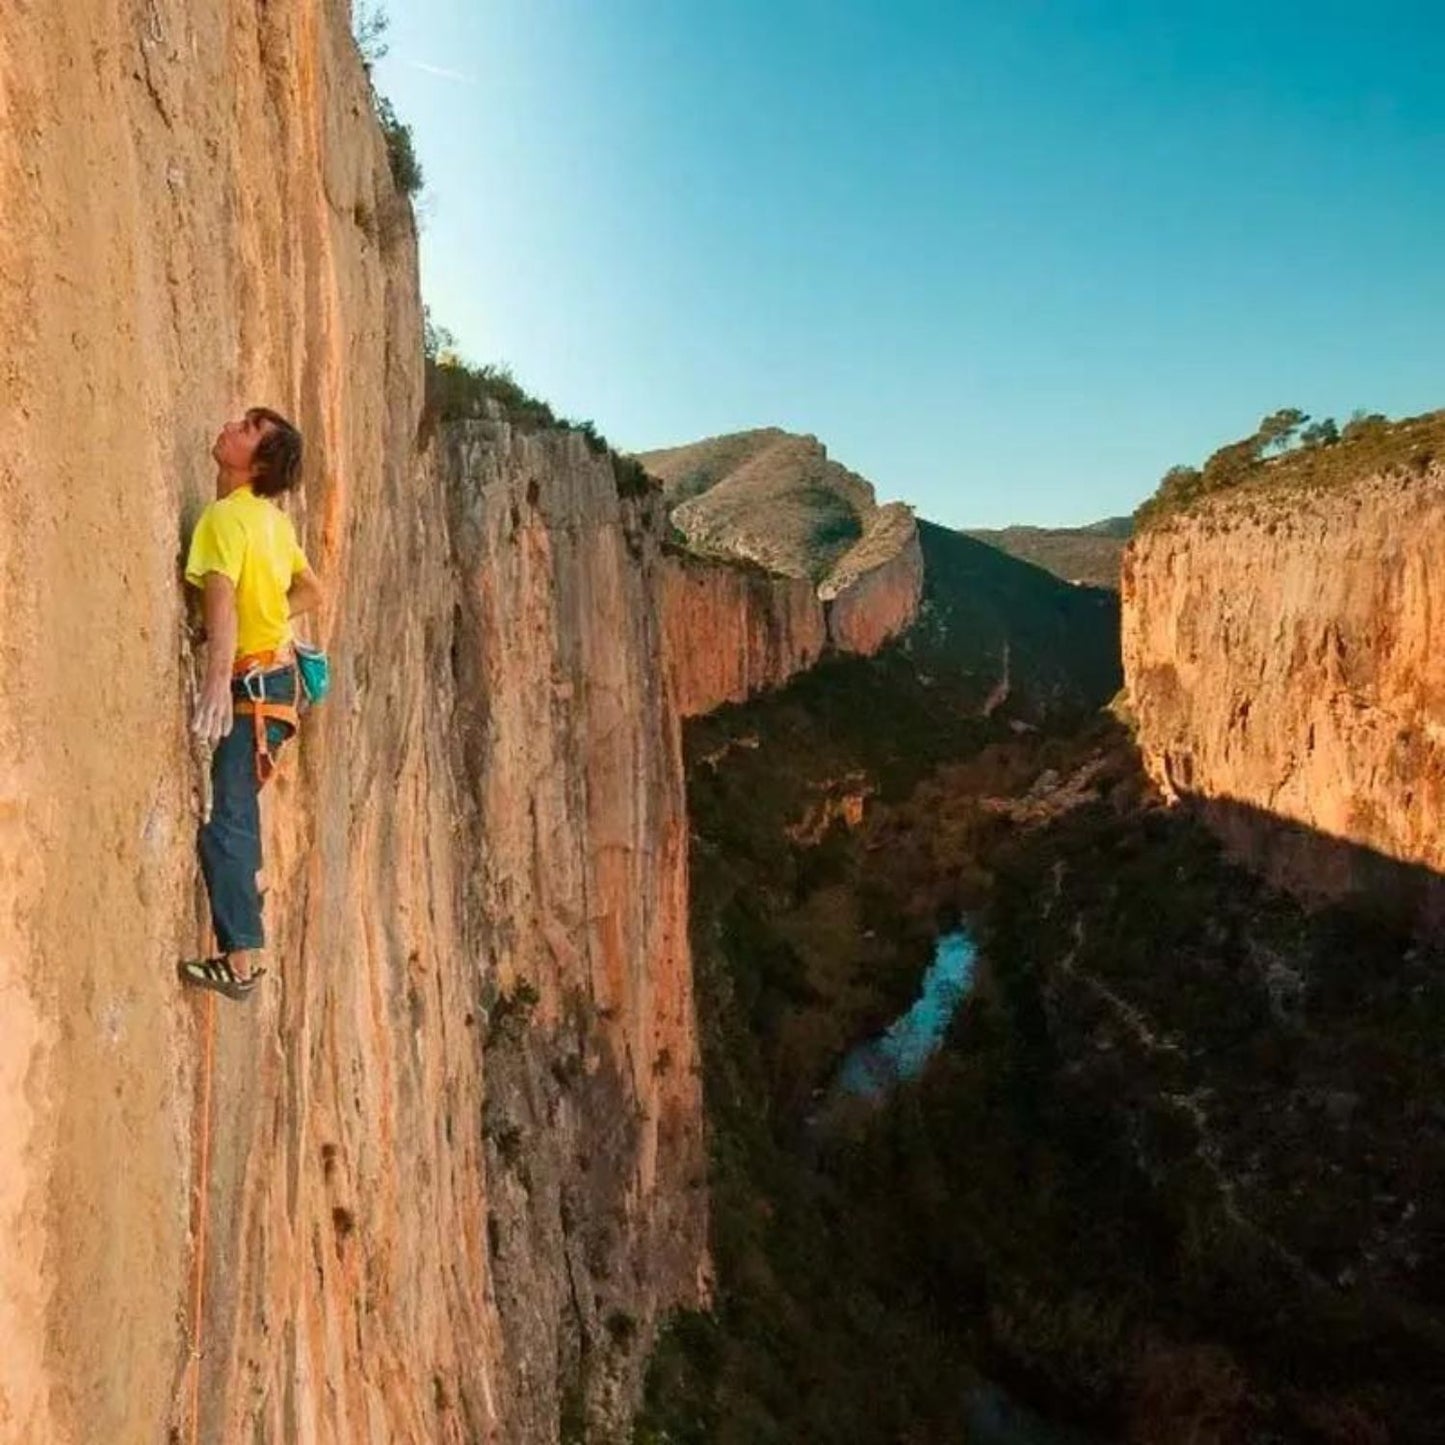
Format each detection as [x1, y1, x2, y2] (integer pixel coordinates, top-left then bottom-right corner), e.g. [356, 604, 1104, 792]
[441, 419, 708, 1439]
[1, 4, 432, 1439]
[660, 521, 924, 718]
[1123, 468, 1445, 902]
[825, 524, 925, 656]
[661, 555, 829, 716]
[0, 7, 703, 1443]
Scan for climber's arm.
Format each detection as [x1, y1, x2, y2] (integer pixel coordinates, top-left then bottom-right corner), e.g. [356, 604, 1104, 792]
[287, 566, 325, 618]
[193, 574, 238, 744]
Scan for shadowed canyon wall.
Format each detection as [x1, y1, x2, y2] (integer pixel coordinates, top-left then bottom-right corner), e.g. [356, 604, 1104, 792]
[1124, 467, 1445, 912]
[660, 516, 923, 719]
[0, 8, 927, 1440]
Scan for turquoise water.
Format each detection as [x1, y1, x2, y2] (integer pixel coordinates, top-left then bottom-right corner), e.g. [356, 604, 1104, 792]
[837, 929, 976, 1096]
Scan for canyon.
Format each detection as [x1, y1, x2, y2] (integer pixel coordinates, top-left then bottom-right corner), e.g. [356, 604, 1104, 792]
[4, 4, 1442, 1444]
[0, 7, 919, 1442]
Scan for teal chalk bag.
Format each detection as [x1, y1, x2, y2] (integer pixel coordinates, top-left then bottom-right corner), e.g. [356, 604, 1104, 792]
[295, 638, 331, 707]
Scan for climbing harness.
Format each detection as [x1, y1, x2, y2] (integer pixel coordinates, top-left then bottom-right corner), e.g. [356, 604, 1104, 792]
[232, 648, 300, 787]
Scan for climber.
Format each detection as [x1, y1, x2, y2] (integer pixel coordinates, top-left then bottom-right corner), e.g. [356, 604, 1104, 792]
[178, 407, 324, 1001]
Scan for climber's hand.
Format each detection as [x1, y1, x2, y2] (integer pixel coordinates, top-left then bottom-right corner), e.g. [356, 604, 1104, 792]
[193, 675, 234, 745]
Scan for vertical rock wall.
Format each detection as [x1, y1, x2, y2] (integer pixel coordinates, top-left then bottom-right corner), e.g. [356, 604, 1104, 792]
[0, 7, 932, 1440]
[822, 516, 926, 656]
[0, 7, 707, 1443]
[660, 553, 829, 716]
[1123, 468, 1445, 909]
[1, 3, 432, 1438]
[440, 419, 708, 1439]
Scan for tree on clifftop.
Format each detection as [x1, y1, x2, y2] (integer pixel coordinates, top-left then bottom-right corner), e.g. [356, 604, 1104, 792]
[1256, 407, 1308, 454]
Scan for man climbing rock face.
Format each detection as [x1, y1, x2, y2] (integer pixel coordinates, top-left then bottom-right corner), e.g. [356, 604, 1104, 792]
[179, 407, 324, 1000]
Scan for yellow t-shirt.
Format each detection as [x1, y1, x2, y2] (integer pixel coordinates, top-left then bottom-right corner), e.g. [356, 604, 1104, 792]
[185, 486, 310, 660]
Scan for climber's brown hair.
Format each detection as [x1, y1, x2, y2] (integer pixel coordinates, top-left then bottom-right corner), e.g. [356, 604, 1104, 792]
[247, 407, 304, 497]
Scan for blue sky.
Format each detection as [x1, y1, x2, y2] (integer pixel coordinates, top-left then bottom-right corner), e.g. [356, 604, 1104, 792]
[371, 2, 1443, 528]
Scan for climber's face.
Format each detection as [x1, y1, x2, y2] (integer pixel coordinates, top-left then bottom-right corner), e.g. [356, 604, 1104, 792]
[212, 410, 276, 476]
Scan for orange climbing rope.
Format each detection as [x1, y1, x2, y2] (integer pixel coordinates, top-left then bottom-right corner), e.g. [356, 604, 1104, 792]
[187, 991, 218, 1445]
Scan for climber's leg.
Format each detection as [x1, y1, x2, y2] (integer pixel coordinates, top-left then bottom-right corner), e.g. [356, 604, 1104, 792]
[194, 667, 296, 987]
[198, 711, 266, 966]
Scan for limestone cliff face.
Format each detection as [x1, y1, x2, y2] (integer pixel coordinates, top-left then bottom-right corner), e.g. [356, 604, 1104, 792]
[660, 553, 828, 716]
[440, 419, 707, 1440]
[1123, 467, 1445, 906]
[0, 8, 930, 1440]
[821, 506, 926, 655]
[0, 6, 703, 1443]
[659, 523, 923, 717]
[641, 429, 925, 678]
[1, 5, 433, 1439]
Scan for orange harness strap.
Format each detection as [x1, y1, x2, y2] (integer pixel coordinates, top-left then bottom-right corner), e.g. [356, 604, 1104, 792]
[232, 649, 300, 788]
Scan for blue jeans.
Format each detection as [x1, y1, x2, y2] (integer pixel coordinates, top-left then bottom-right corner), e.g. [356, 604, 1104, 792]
[198, 666, 296, 953]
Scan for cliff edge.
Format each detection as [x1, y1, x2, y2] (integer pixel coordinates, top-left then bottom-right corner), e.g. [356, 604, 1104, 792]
[1124, 460, 1445, 914]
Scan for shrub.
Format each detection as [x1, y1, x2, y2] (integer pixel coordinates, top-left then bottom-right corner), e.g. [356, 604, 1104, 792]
[423, 345, 662, 498]
[375, 95, 423, 196]
[353, 2, 389, 70]
[429, 358, 561, 430]
[613, 454, 659, 499]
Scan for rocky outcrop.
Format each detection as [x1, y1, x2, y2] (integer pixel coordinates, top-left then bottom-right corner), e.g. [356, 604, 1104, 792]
[0, 8, 705, 1444]
[641, 429, 876, 581]
[659, 521, 923, 717]
[661, 552, 828, 716]
[821, 505, 925, 655]
[1123, 466, 1445, 911]
[641, 429, 925, 666]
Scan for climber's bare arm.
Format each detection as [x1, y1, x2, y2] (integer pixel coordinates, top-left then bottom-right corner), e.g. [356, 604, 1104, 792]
[287, 567, 325, 618]
[193, 574, 238, 744]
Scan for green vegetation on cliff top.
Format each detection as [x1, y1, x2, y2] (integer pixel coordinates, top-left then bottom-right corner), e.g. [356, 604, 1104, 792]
[1137, 407, 1444, 528]
[422, 314, 658, 499]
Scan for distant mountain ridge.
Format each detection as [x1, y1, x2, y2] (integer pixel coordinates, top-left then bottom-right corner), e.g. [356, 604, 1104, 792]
[638, 427, 925, 662]
[637, 427, 916, 588]
[963, 516, 1133, 590]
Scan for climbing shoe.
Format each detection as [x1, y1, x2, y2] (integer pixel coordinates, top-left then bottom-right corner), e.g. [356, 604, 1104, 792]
[178, 956, 267, 1001]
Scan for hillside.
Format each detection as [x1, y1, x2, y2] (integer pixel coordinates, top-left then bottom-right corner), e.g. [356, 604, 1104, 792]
[963, 516, 1132, 590]
[638, 428, 911, 586]
[904, 521, 1122, 715]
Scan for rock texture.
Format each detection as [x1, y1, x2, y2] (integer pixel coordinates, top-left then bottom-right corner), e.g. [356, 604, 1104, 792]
[821, 506, 925, 655]
[0, 9, 940, 1442]
[1, 5, 430, 1440]
[661, 552, 828, 716]
[440, 420, 708, 1440]
[0, 7, 705, 1443]
[642, 428, 876, 582]
[1123, 467, 1445, 909]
